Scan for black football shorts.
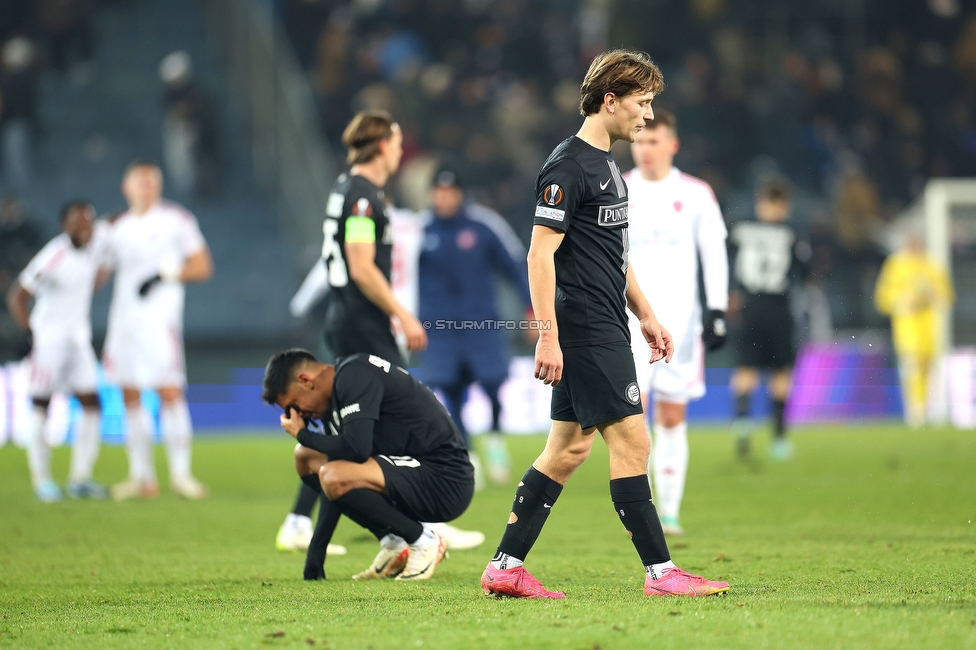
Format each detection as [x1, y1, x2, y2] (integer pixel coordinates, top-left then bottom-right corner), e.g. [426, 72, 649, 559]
[734, 295, 795, 369]
[550, 342, 643, 429]
[378, 448, 474, 523]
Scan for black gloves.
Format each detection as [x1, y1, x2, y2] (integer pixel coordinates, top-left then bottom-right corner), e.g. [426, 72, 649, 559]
[703, 309, 727, 351]
[138, 274, 163, 298]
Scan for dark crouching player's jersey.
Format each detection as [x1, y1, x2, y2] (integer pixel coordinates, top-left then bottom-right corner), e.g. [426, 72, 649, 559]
[532, 136, 631, 347]
[321, 174, 393, 331]
[329, 354, 468, 461]
[728, 220, 811, 300]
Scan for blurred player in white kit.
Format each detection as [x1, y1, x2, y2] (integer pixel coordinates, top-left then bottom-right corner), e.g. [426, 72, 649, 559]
[623, 109, 729, 536]
[6, 201, 111, 502]
[103, 161, 214, 500]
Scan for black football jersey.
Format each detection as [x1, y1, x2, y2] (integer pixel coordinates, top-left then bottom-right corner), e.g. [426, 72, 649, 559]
[532, 136, 631, 347]
[328, 354, 467, 462]
[729, 220, 810, 298]
[321, 174, 393, 330]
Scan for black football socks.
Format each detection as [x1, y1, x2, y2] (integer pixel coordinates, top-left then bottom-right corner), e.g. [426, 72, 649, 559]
[293, 480, 320, 517]
[735, 393, 750, 419]
[772, 399, 787, 440]
[493, 466, 563, 568]
[304, 494, 341, 580]
[333, 488, 424, 544]
[610, 475, 671, 572]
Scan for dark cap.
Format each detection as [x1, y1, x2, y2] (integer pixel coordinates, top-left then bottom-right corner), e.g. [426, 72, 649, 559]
[433, 167, 463, 190]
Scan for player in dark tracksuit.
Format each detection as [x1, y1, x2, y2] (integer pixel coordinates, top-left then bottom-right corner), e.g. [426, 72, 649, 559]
[417, 168, 533, 486]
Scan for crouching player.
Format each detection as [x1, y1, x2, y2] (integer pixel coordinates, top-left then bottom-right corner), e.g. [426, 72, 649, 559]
[262, 349, 475, 581]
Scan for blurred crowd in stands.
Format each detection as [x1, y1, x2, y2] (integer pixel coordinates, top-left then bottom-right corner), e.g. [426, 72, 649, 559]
[0, 0, 99, 361]
[0, 0, 223, 360]
[2, 0, 975, 345]
[1, 0, 99, 197]
[279, 0, 976, 330]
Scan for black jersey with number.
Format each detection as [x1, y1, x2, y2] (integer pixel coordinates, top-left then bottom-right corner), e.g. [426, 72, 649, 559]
[321, 174, 393, 332]
[326, 353, 467, 461]
[532, 136, 631, 347]
[728, 220, 810, 299]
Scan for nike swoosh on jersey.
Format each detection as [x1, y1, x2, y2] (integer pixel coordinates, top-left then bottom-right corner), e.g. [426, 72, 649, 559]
[600, 178, 612, 190]
[543, 503, 552, 508]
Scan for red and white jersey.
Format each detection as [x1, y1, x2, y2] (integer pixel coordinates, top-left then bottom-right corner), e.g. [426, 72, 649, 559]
[105, 200, 207, 334]
[624, 167, 728, 345]
[18, 221, 110, 342]
[388, 206, 423, 317]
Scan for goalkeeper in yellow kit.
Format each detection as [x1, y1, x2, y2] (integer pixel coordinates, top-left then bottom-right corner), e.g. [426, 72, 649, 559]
[874, 234, 954, 426]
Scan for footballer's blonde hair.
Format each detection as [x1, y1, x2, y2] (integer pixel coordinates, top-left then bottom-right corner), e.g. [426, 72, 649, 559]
[342, 110, 397, 166]
[579, 49, 664, 116]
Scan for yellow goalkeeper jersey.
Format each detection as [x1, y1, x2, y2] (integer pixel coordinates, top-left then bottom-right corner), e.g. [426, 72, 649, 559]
[873, 250, 954, 356]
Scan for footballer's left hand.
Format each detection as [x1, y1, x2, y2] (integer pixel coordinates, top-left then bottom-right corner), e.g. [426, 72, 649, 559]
[280, 407, 305, 438]
[640, 315, 674, 364]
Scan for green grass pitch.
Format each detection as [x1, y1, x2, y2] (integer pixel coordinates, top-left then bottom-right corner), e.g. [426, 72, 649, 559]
[1, 424, 975, 649]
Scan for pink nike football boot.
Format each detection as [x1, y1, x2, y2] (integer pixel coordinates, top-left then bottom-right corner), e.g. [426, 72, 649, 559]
[481, 564, 565, 599]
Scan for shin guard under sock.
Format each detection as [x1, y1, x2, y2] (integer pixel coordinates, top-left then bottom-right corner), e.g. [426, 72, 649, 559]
[294, 480, 320, 515]
[772, 399, 786, 439]
[495, 467, 563, 562]
[610, 475, 671, 567]
[333, 488, 423, 544]
[735, 393, 751, 419]
[305, 494, 342, 580]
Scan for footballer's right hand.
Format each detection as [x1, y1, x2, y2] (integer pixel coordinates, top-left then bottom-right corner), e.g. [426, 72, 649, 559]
[400, 314, 428, 352]
[534, 333, 563, 386]
[137, 274, 163, 298]
[280, 407, 305, 438]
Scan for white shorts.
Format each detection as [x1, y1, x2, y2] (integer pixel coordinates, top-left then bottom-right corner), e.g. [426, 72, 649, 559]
[631, 322, 705, 404]
[103, 324, 186, 389]
[28, 335, 99, 398]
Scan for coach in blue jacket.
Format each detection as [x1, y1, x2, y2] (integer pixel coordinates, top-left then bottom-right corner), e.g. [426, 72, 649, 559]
[418, 168, 533, 487]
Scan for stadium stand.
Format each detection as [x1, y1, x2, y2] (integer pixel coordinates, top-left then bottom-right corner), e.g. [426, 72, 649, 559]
[0, 0, 295, 357]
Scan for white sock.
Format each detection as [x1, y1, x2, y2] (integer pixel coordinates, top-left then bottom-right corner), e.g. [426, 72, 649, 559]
[294, 514, 313, 533]
[69, 408, 101, 484]
[161, 400, 193, 481]
[470, 450, 485, 492]
[490, 553, 523, 570]
[283, 513, 313, 534]
[26, 406, 51, 488]
[652, 422, 689, 520]
[125, 406, 156, 482]
[380, 534, 408, 551]
[410, 529, 437, 550]
[646, 560, 676, 579]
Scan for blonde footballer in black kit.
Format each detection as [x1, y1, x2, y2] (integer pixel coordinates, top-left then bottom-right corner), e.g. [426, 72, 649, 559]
[481, 50, 731, 599]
